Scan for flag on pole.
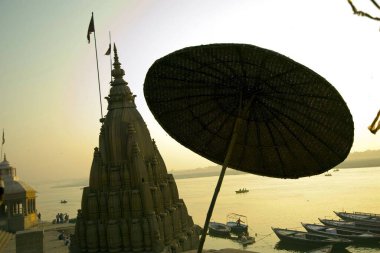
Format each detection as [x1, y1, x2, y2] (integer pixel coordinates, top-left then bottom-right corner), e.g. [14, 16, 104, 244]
[368, 110, 380, 134]
[2, 129, 4, 145]
[105, 43, 111, 55]
[87, 13, 95, 43]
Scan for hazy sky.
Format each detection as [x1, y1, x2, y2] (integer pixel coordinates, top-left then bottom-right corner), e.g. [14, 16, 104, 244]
[1, 0, 380, 182]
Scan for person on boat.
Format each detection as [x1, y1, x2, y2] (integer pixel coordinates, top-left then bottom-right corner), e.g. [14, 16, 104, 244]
[237, 217, 241, 226]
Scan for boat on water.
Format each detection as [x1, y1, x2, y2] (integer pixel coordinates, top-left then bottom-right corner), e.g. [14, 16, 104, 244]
[237, 234, 255, 245]
[226, 213, 248, 235]
[306, 244, 333, 253]
[235, 188, 249, 194]
[324, 173, 332, 176]
[60, 200, 67, 204]
[319, 218, 380, 234]
[208, 222, 231, 237]
[272, 227, 351, 249]
[334, 211, 380, 226]
[302, 222, 380, 243]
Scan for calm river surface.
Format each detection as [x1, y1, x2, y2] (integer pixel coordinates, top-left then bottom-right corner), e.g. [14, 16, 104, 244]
[34, 166, 380, 253]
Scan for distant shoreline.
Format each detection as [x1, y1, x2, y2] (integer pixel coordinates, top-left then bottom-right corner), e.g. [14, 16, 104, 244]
[172, 151, 380, 179]
[46, 163, 380, 188]
[45, 150, 380, 186]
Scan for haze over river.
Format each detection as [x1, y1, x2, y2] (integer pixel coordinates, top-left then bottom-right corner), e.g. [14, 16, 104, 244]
[35, 166, 380, 252]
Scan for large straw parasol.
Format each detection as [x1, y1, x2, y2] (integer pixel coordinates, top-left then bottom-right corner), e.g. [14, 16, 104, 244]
[143, 43, 354, 252]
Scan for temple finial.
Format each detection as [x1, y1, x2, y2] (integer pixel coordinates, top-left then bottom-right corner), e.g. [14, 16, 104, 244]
[106, 44, 135, 108]
[113, 43, 119, 65]
[111, 43, 127, 86]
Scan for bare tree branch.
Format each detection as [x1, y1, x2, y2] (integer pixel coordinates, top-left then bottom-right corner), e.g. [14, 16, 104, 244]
[347, 0, 380, 21]
[370, 0, 380, 10]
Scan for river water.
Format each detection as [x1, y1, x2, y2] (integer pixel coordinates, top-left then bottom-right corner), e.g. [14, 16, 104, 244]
[34, 166, 380, 252]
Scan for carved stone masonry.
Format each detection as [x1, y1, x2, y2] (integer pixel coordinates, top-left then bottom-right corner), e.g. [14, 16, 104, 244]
[76, 45, 200, 253]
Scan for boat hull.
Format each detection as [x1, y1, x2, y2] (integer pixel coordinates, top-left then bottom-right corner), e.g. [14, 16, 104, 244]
[235, 190, 249, 194]
[319, 218, 380, 234]
[226, 221, 248, 235]
[272, 227, 351, 249]
[335, 211, 380, 226]
[302, 223, 380, 243]
[208, 222, 231, 238]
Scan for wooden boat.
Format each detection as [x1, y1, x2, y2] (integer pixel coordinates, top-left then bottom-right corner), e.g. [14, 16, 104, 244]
[302, 222, 380, 243]
[60, 200, 67, 204]
[272, 227, 351, 249]
[208, 222, 231, 237]
[226, 213, 248, 235]
[319, 218, 380, 234]
[324, 173, 332, 176]
[235, 188, 249, 194]
[334, 211, 380, 226]
[237, 235, 255, 245]
[306, 244, 333, 253]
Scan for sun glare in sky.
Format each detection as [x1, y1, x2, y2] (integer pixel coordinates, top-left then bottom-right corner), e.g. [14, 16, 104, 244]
[1, 0, 380, 182]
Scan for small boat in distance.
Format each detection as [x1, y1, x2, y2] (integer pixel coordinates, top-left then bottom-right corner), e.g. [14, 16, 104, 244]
[60, 200, 67, 204]
[302, 222, 380, 243]
[272, 227, 351, 249]
[235, 188, 249, 194]
[333, 168, 339, 172]
[208, 222, 231, 237]
[324, 173, 332, 176]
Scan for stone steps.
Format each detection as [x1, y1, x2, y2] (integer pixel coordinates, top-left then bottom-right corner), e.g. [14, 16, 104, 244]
[0, 230, 13, 253]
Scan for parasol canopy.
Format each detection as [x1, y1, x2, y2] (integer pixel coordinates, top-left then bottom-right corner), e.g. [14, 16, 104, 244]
[144, 43, 354, 179]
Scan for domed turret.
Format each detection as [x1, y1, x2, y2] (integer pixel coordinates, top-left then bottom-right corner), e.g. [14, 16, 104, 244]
[0, 155, 38, 232]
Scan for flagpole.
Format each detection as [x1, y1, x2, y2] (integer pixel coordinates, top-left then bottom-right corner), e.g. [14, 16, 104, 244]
[1, 129, 4, 161]
[109, 31, 113, 83]
[91, 12, 104, 120]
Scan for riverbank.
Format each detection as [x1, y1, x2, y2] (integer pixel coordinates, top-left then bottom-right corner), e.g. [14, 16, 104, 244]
[2, 222, 74, 253]
[1, 222, 259, 253]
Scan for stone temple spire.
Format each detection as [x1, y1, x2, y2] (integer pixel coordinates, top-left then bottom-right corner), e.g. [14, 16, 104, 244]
[75, 46, 200, 253]
[106, 43, 136, 111]
[111, 44, 127, 86]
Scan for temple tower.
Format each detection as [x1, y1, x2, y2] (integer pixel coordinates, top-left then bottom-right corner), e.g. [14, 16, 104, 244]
[76, 45, 200, 253]
[0, 155, 38, 232]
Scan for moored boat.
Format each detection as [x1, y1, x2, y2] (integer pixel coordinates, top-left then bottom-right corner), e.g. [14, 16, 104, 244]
[237, 234, 255, 245]
[302, 222, 380, 243]
[319, 218, 380, 234]
[208, 222, 231, 237]
[226, 213, 248, 235]
[272, 227, 351, 249]
[334, 211, 380, 226]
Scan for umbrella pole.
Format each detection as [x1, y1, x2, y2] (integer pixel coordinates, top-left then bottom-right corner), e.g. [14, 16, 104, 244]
[197, 117, 243, 253]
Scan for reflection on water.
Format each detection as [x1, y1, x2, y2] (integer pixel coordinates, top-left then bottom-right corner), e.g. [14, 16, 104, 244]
[274, 241, 350, 253]
[34, 167, 380, 252]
